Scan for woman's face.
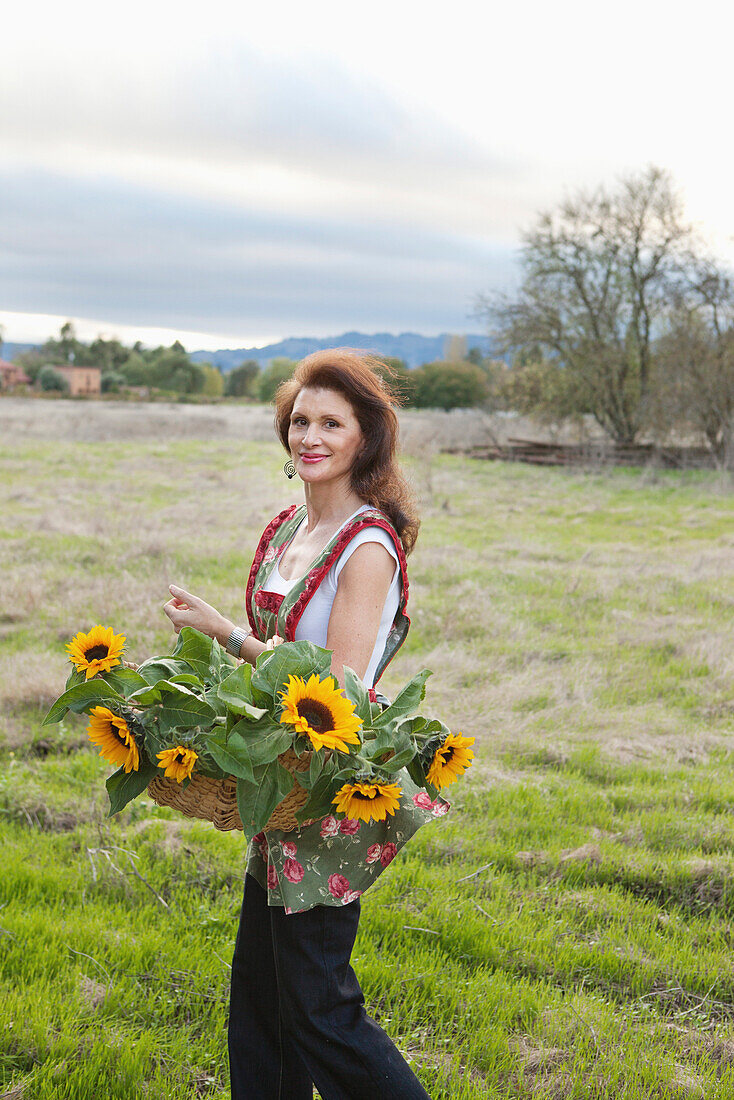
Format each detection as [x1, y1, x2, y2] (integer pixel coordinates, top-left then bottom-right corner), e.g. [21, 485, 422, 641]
[288, 386, 364, 487]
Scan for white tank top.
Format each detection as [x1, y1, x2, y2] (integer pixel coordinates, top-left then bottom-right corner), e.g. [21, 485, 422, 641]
[260, 505, 401, 689]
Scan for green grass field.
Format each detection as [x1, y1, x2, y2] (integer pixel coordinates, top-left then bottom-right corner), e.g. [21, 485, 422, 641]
[1, 419, 733, 1098]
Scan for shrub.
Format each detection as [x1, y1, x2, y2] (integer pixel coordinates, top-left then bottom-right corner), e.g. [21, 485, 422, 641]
[101, 371, 127, 394]
[38, 366, 69, 393]
[411, 361, 490, 410]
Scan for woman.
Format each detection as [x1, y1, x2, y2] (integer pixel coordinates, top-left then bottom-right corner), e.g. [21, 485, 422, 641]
[163, 349, 442, 1100]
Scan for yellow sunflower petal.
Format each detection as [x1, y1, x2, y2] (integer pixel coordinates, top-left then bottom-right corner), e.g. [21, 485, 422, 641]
[279, 673, 362, 752]
[426, 732, 475, 790]
[156, 746, 198, 783]
[332, 781, 402, 823]
[86, 705, 139, 773]
[66, 625, 126, 679]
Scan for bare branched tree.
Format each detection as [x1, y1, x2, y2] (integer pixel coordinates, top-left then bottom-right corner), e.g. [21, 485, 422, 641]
[654, 261, 734, 465]
[477, 165, 696, 444]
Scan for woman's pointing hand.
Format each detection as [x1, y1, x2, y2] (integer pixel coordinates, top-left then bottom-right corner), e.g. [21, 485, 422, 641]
[163, 584, 233, 643]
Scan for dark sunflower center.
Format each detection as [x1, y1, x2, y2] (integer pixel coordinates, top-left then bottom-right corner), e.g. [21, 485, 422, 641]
[351, 789, 377, 801]
[442, 747, 455, 765]
[111, 725, 128, 746]
[297, 699, 334, 734]
[175, 751, 187, 763]
[85, 644, 109, 661]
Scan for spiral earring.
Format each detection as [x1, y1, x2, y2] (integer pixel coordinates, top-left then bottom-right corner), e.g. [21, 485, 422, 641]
[283, 459, 296, 479]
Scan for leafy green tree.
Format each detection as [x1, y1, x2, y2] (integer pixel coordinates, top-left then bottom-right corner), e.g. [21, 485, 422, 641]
[42, 321, 84, 364]
[118, 352, 150, 386]
[199, 363, 225, 397]
[13, 349, 45, 383]
[147, 344, 205, 393]
[225, 360, 260, 398]
[38, 365, 69, 392]
[411, 361, 490, 410]
[258, 357, 297, 403]
[80, 337, 131, 372]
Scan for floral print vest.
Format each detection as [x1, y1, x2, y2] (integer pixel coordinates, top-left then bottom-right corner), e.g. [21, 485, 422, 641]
[242, 503, 449, 912]
[244, 503, 411, 700]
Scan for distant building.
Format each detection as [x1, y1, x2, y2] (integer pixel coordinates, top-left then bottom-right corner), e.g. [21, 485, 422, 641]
[53, 365, 101, 396]
[0, 359, 31, 389]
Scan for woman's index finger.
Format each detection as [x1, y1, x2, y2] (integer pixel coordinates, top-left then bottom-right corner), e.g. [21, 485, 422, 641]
[169, 584, 196, 602]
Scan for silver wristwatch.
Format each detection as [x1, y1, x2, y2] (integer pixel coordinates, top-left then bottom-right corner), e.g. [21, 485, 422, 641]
[225, 626, 252, 658]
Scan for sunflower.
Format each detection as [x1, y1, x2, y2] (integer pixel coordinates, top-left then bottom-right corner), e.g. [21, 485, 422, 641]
[66, 625, 126, 679]
[332, 780, 402, 823]
[425, 732, 475, 790]
[86, 705, 139, 773]
[156, 745, 198, 783]
[278, 673, 362, 752]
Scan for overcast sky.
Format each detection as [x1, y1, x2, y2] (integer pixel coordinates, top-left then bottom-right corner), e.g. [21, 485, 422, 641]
[3, 0, 733, 350]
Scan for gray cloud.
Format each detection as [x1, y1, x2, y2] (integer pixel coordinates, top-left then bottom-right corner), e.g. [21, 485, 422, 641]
[0, 45, 523, 338]
[0, 168, 516, 335]
[1, 43, 520, 199]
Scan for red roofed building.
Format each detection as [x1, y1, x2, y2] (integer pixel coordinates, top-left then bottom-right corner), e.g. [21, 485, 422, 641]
[0, 359, 31, 390]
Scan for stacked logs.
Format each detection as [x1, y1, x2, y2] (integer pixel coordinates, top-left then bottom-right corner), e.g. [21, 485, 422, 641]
[442, 438, 717, 469]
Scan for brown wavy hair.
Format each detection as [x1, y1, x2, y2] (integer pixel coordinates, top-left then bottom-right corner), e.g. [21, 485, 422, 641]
[273, 348, 420, 554]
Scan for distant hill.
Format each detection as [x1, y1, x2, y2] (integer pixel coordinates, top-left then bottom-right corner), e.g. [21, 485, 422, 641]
[2, 332, 496, 371]
[2, 342, 38, 361]
[190, 332, 495, 371]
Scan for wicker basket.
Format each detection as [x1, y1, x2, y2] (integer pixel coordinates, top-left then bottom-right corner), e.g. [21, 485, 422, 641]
[123, 662, 316, 833]
[147, 747, 315, 833]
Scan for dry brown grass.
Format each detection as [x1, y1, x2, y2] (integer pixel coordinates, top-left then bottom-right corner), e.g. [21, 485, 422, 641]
[1, 399, 732, 784]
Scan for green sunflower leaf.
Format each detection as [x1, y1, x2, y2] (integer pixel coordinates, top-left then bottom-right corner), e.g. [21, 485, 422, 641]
[207, 733, 256, 784]
[43, 681, 127, 726]
[371, 669, 432, 729]
[141, 726, 168, 761]
[105, 757, 159, 815]
[236, 763, 294, 841]
[227, 719, 293, 767]
[361, 726, 416, 772]
[401, 717, 449, 742]
[406, 756, 428, 789]
[342, 665, 372, 724]
[208, 637, 235, 685]
[170, 627, 215, 679]
[157, 684, 216, 736]
[168, 673, 207, 690]
[129, 678, 208, 710]
[218, 663, 270, 716]
[309, 747, 327, 786]
[127, 682, 165, 705]
[135, 657, 196, 685]
[64, 668, 86, 690]
[252, 640, 333, 701]
[98, 667, 149, 697]
[193, 754, 228, 781]
[295, 768, 341, 823]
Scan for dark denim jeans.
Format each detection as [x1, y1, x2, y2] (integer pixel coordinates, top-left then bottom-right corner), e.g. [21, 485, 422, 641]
[228, 872, 431, 1100]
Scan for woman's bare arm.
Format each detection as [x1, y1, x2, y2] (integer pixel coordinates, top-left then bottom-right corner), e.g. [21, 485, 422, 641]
[325, 542, 396, 687]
